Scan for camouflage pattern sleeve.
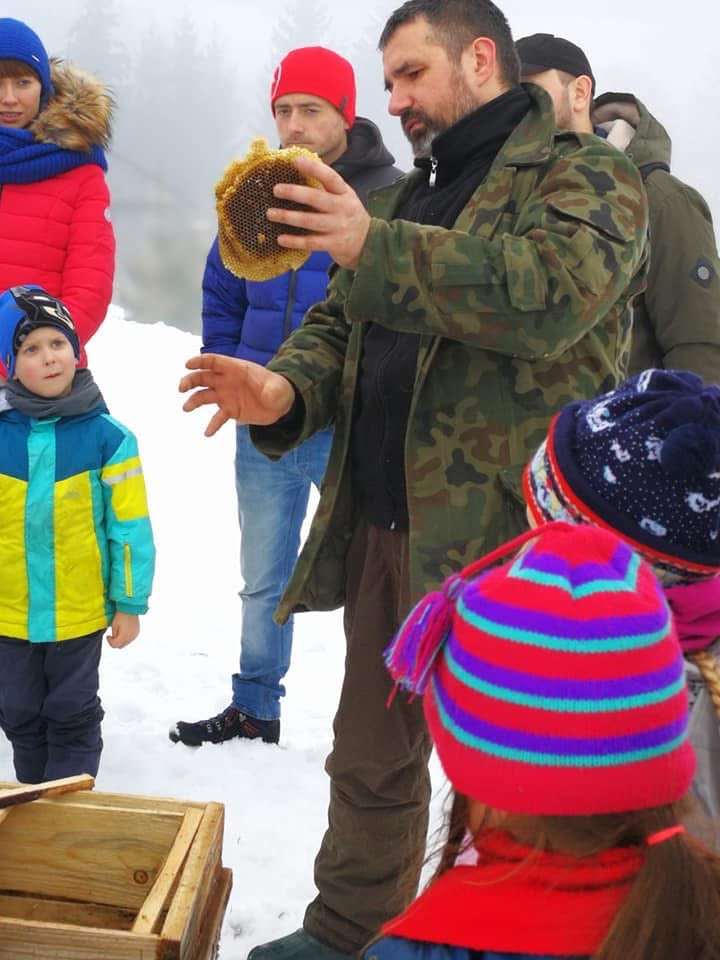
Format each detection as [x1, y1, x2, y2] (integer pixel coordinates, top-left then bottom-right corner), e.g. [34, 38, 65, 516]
[345, 139, 648, 360]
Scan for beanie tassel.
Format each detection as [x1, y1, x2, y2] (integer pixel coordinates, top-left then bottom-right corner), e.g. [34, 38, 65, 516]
[385, 574, 465, 702]
[385, 523, 578, 706]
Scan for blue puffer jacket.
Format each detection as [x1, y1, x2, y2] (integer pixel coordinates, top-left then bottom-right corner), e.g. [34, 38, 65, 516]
[201, 243, 332, 364]
[366, 939, 572, 960]
[202, 117, 401, 364]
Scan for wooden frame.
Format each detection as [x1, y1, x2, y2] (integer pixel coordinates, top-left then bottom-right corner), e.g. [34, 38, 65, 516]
[0, 782, 232, 960]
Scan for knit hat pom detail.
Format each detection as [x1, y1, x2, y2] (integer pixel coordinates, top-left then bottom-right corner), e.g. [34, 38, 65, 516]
[385, 525, 560, 697]
[385, 574, 464, 696]
[661, 422, 720, 482]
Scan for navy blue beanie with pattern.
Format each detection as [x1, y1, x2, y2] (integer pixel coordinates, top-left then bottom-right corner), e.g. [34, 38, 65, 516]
[524, 369, 720, 579]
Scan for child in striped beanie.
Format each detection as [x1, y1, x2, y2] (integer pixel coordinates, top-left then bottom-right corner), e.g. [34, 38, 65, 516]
[523, 368, 720, 823]
[372, 521, 720, 960]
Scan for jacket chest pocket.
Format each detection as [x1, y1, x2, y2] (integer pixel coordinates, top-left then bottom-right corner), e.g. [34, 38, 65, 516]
[463, 164, 544, 239]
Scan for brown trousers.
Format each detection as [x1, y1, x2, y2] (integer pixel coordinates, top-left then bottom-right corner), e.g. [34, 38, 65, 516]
[303, 521, 433, 954]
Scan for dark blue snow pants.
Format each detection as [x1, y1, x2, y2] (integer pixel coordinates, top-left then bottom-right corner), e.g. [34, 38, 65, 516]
[0, 631, 104, 783]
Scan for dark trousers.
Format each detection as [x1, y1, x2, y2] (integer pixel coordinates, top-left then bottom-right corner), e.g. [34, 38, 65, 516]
[0, 631, 104, 783]
[304, 521, 432, 953]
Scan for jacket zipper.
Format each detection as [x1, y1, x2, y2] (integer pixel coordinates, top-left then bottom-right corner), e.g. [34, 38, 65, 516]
[428, 157, 438, 188]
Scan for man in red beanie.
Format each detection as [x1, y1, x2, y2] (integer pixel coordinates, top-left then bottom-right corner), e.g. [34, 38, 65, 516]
[170, 48, 400, 753]
[270, 46, 356, 164]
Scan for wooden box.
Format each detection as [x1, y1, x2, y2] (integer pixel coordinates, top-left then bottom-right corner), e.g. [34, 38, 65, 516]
[0, 782, 232, 960]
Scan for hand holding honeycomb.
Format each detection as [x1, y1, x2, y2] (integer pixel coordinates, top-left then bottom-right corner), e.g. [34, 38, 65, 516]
[215, 137, 324, 282]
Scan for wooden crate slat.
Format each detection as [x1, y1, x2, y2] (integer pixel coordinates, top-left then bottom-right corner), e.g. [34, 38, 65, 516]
[160, 803, 225, 957]
[132, 807, 203, 934]
[185, 868, 233, 960]
[0, 803, 178, 908]
[0, 783, 206, 816]
[0, 917, 160, 960]
[0, 775, 94, 808]
[0, 893, 135, 930]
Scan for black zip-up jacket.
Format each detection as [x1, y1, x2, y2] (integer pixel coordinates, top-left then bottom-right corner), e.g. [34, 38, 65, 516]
[351, 87, 531, 530]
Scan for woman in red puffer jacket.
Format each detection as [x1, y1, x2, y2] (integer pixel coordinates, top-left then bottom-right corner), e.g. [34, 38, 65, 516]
[0, 17, 115, 378]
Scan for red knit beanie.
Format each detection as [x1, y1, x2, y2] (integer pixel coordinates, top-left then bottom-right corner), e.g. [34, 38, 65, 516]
[270, 46, 356, 126]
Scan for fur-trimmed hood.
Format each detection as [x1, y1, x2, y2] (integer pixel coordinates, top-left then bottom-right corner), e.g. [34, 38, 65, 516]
[30, 59, 113, 151]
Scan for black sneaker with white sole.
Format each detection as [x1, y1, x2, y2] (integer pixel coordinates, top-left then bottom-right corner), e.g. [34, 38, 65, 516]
[169, 705, 280, 746]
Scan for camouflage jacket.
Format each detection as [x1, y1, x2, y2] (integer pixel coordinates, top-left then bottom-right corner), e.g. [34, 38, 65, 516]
[254, 84, 649, 622]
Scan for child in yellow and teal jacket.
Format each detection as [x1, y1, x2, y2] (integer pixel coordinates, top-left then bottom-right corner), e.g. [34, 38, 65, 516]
[0, 285, 155, 783]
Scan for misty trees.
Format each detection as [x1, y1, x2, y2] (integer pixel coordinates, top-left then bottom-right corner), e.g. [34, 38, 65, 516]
[246, 0, 333, 149]
[66, 0, 130, 84]
[65, 3, 242, 332]
[61, 0, 406, 335]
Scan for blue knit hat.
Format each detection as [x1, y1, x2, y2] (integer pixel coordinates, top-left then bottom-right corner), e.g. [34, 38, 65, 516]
[524, 370, 720, 580]
[0, 285, 79, 378]
[0, 19, 52, 103]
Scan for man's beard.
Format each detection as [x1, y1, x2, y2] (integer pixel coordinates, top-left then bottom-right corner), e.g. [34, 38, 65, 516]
[401, 109, 443, 158]
[401, 75, 480, 158]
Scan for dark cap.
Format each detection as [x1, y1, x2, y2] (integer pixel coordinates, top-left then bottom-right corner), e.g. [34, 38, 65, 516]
[516, 33, 595, 92]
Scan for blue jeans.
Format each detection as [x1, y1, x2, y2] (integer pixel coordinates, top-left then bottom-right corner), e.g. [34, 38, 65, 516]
[232, 424, 332, 720]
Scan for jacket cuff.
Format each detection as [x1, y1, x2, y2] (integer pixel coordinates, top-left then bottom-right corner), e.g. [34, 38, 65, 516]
[115, 601, 148, 615]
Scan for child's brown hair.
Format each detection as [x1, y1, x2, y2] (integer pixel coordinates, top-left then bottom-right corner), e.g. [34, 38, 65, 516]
[429, 792, 720, 960]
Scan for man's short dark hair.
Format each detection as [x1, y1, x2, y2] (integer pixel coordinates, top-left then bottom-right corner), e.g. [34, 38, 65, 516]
[379, 0, 520, 88]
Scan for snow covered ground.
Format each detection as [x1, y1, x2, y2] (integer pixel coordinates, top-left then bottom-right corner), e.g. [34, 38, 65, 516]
[0, 310, 445, 959]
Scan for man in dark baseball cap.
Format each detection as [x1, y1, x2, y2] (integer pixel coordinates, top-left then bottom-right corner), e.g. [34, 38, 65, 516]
[517, 33, 595, 88]
[516, 33, 595, 130]
[516, 32, 720, 389]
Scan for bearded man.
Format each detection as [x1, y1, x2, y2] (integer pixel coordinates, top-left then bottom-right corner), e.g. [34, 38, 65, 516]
[180, 1, 650, 956]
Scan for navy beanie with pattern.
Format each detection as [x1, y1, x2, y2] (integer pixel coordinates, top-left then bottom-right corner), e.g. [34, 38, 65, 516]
[524, 369, 720, 579]
[0, 18, 52, 103]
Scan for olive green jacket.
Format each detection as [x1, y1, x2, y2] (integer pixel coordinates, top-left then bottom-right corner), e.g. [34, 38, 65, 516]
[254, 85, 649, 622]
[594, 92, 720, 383]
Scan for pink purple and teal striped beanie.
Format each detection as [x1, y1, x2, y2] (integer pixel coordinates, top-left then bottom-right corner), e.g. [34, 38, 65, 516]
[385, 521, 695, 815]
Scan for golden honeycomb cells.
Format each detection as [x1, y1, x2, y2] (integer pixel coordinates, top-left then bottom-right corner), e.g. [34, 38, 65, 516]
[215, 137, 323, 281]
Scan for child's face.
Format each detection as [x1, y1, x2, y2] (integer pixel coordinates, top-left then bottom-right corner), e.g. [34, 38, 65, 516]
[14, 327, 77, 398]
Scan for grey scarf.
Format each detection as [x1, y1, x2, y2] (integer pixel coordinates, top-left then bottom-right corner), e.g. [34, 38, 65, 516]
[4, 369, 106, 419]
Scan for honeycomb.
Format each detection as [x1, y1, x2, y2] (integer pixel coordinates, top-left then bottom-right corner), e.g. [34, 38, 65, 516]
[215, 137, 323, 282]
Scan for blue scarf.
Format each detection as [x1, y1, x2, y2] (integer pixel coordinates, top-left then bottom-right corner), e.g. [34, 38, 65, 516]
[0, 126, 107, 184]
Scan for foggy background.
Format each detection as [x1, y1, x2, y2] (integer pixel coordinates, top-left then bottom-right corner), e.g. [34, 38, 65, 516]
[7, 0, 718, 334]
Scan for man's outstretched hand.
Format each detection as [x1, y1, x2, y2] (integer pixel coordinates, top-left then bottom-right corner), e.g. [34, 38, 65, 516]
[179, 354, 295, 436]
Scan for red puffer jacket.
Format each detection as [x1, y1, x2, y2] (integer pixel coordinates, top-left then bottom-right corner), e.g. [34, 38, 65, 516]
[0, 165, 114, 367]
[0, 59, 115, 372]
